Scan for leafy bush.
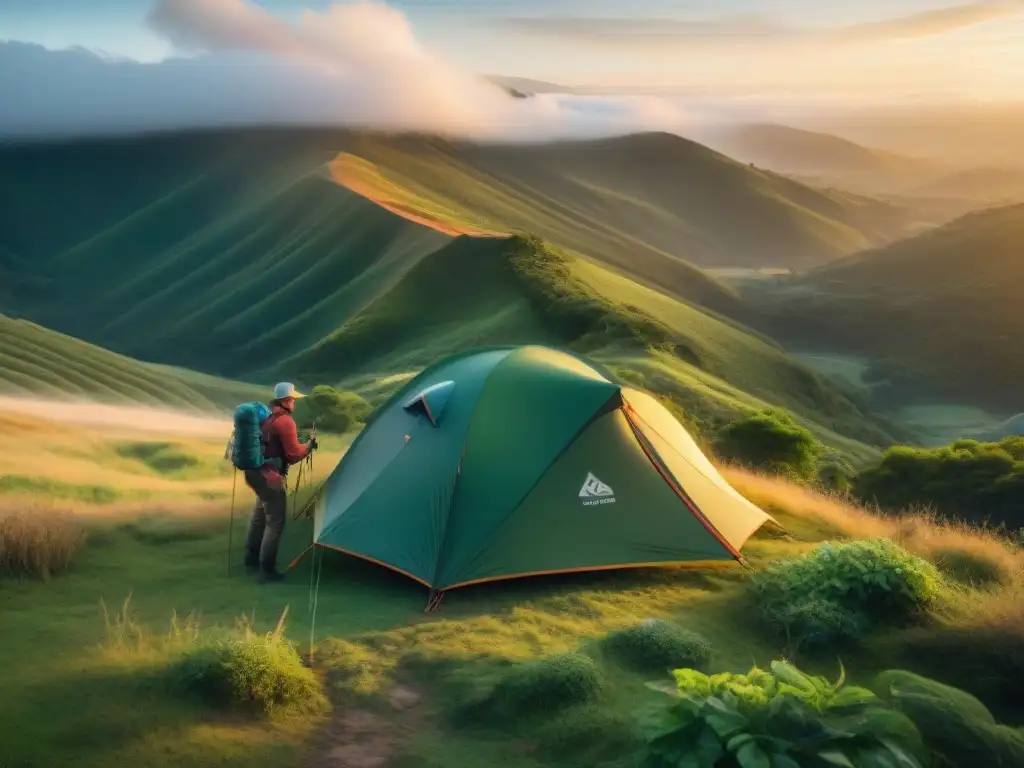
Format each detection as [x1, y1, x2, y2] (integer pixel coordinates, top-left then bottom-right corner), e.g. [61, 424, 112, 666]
[0, 500, 85, 580]
[817, 456, 854, 495]
[854, 437, 1024, 527]
[174, 610, 328, 717]
[714, 409, 824, 481]
[602, 620, 712, 674]
[751, 539, 944, 651]
[294, 385, 372, 434]
[534, 706, 643, 763]
[875, 669, 1024, 767]
[485, 652, 602, 720]
[643, 660, 928, 768]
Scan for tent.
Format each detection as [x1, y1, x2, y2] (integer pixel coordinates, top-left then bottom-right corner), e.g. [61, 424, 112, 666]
[303, 346, 771, 600]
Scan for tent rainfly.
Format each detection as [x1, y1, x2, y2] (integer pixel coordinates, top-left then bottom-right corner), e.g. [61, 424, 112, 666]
[299, 346, 772, 606]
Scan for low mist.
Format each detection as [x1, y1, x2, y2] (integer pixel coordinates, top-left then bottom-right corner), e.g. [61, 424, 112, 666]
[1, 396, 231, 437]
[0, 0, 709, 142]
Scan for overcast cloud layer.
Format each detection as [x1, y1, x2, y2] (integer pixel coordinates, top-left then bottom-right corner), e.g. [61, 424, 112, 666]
[0, 0, 712, 141]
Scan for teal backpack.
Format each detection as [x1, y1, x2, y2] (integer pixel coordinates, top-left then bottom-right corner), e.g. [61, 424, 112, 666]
[231, 402, 272, 470]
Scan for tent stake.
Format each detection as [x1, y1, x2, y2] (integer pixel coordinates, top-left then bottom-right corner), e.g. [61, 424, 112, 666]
[424, 590, 445, 613]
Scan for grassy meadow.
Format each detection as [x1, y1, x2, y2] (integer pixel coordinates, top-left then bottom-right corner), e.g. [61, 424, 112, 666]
[3, 125, 1022, 768]
[3, 407, 1023, 768]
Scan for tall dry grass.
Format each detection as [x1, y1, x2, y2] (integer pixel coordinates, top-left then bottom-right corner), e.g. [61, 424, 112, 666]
[0, 498, 86, 579]
[723, 466, 1022, 587]
[724, 466, 1024, 708]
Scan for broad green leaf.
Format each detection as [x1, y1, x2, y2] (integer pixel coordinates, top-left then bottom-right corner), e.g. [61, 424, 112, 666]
[770, 662, 817, 693]
[817, 750, 856, 767]
[695, 726, 725, 764]
[726, 733, 756, 751]
[877, 737, 927, 768]
[705, 711, 747, 738]
[647, 680, 682, 698]
[769, 755, 801, 768]
[674, 753, 703, 768]
[735, 741, 772, 768]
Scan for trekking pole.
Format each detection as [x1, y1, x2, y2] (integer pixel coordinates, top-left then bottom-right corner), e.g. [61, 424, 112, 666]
[227, 468, 237, 576]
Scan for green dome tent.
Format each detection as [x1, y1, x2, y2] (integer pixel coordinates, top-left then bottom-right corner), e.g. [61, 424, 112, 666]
[303, 346, 772, 601]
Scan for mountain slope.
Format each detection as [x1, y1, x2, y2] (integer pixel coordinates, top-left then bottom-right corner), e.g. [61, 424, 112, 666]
[0, 128, 906, 451]
[0, 315, 263, 412]
[338, 131, 919, 271]
[746, 204, 1024, 411]
[286, 235, 899, 450]
[697, 122, 940, 194]
[915, 167, 1024, 205]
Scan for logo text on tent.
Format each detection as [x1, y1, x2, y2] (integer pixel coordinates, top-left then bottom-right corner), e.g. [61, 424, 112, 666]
[579, 473, 616, 505]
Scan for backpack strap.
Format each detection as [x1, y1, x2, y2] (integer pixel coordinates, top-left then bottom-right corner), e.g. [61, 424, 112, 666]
[261, 412, 287, 472]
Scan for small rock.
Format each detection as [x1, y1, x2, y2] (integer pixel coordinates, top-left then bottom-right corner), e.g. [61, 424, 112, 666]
[388, 684, 422, 711]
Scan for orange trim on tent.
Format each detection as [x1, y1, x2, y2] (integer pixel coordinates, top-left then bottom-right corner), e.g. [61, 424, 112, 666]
[622, 403, 743, 561]
[287, 543, 314, 570]
[442, 559, 736, 591]
[315, 542, 433, 589]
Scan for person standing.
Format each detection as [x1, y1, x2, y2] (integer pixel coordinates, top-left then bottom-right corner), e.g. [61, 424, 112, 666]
[243, 382, 317, 582]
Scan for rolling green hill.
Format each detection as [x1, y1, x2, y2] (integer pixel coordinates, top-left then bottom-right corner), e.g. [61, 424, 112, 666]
[0, 128, 908, 454]
[285, 235, 899, 454]
[744, 203, 1024, 412]
[0, 315, 263, 412]
[342, 131, 920, 270]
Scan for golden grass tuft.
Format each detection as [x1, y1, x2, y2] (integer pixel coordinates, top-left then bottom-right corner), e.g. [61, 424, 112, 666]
[723, 465, 1022, 586]
[0, 498, 85, 579]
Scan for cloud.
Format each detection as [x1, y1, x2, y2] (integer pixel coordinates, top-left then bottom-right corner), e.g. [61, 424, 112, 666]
[502, 2, 1023, 46]
[0, 0, 708, 141]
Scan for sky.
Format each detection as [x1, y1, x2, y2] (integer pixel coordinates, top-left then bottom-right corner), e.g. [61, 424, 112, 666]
[1, 1, 1022, 139]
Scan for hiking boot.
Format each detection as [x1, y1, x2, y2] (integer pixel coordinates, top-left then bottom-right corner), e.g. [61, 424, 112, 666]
[258, 570, 285, 584]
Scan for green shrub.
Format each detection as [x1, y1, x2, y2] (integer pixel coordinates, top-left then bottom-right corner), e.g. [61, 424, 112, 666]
[643, 660, 928, 768]
[294, 385, 372, 434]
[534, 706, 642, 762]
[485, 652, 602, 720]
[174, 611, 328, 717]
[854, 437, 1024, 527]
[751, 539, 944, 651]
[602, 620, 711, 674]
[714, 409, 823, 481]
[875, 669, 1024, 767]
[817, 456, 854, 494]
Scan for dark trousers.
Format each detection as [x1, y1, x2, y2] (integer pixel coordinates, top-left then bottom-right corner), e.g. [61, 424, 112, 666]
[243, 469, 287, 574]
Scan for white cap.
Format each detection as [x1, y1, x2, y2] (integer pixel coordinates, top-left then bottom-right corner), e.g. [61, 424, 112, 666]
[273, 382, 304, 400]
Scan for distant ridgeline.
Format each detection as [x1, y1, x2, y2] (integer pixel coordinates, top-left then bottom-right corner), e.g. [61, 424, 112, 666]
[0, 127, 930, 454]
[744, 203, 1024, 414]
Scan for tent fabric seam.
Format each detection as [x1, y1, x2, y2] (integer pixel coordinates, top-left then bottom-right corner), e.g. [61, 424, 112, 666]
[622, 403, 741, 560]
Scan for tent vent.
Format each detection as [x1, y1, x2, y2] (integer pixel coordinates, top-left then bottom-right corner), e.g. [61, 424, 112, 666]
[403, 380, 455, 426]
